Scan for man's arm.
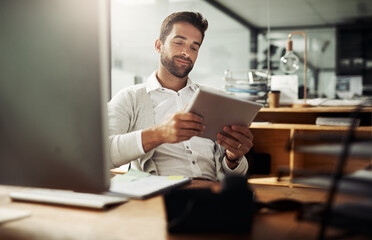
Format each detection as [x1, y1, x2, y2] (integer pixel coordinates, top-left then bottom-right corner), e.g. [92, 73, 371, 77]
[108, 91, 204, 167]
[142, 111, 205, 152]
[107, 88, 152, 167]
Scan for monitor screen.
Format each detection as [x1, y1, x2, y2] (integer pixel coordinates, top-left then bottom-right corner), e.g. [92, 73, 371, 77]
[0, 0, 111, 193]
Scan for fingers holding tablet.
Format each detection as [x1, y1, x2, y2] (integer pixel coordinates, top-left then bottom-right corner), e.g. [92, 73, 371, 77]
[217, 125, 253, 161]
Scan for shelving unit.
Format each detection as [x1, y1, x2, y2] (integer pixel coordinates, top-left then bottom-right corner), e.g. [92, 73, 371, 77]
[248, 106, 372, 186]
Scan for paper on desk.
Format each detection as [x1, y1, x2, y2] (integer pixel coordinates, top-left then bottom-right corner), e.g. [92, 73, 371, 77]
[111, 169, 150, 183]
[109, 169, 190, 199]
[300, 98, 365, 106]
[271, 75, 298, 104]
[110, 164, 130, 174]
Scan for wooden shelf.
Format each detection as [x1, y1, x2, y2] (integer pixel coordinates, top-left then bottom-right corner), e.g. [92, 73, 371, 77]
[259, 106, 372, 113]
[251, 123, 372, 131]
[249, 106, 372, 187]
[254, 106, 372, 125]
[295, 141, 372, 158]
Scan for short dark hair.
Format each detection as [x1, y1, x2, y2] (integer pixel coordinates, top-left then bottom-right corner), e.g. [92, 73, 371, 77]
[159, 11, 208, 44]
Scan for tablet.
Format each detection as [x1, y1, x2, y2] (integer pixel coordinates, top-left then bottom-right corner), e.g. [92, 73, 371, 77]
[185, 86, 263, 140]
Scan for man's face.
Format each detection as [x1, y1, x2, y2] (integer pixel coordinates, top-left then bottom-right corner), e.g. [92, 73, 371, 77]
[159, 22, 202, 79]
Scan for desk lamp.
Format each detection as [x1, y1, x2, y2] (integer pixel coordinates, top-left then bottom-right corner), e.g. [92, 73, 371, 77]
[280, 31, 310, 107]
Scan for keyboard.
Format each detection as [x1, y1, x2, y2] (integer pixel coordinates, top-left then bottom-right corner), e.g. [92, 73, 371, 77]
[10, 189, 128, 210]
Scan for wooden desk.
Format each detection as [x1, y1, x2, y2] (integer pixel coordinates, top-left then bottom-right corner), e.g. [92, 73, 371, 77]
[0, 181, 370, 240]
[250, 107, 372, 186]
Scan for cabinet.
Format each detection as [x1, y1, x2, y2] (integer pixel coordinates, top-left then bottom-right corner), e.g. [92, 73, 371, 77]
[336, 20, 372, 96]
[249, 107, 372, 186]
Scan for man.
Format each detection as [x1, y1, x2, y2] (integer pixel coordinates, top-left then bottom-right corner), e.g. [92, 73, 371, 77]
[108, 11, 253, 181]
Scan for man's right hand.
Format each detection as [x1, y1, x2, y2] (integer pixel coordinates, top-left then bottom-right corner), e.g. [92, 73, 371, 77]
[141, 111, 205, 152]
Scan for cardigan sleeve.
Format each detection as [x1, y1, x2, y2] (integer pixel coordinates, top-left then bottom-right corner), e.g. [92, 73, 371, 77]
[215, 144, 249, 181]
[221, 156, 249, 176]
[107, 87, 147, 167]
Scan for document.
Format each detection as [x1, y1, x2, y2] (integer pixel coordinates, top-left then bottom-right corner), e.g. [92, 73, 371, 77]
[270, 75, 298, 104]
[109, 169, 191, 199]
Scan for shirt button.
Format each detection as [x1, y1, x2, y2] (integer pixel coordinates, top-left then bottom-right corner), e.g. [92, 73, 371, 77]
[186, 146, 189, 150]
[192, 161, 196, 164]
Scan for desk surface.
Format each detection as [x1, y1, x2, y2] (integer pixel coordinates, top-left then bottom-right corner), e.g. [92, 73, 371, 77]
[0, 181, 370, 240]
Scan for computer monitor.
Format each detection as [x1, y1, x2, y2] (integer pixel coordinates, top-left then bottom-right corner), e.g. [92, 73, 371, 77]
[0, 0, 111, 193]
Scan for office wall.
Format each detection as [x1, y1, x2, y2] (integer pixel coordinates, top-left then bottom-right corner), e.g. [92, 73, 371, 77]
[110, 0, 251, 96]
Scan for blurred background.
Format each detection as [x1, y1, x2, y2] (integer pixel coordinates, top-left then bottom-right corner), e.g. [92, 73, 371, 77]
[110, 0, 372, 101]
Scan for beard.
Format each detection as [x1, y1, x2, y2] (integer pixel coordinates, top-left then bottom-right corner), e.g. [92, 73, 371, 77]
[160, 52, 194, 79]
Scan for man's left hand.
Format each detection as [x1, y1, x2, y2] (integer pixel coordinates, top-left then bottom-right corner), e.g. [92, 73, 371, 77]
[217, 125, 253, 164]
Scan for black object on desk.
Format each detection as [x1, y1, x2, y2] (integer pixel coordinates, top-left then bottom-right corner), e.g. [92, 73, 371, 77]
[164, 175, 254, 233]
[246, 151, 271, 176]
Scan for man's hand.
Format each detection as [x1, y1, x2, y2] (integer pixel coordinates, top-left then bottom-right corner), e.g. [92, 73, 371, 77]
[142, 111, 204, 152]
[217, 125, 253, 168]
[157, 111, 205, 143]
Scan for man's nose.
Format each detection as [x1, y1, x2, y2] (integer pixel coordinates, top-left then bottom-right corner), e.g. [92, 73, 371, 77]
[181, 47, 190, 57]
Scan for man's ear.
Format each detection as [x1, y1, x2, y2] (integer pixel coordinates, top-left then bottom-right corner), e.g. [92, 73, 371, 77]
[155, 39, 162, 53]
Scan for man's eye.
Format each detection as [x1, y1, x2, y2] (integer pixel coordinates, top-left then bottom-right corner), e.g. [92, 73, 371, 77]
[174, 42, 182, 45]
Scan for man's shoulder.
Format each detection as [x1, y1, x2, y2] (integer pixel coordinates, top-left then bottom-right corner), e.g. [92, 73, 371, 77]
[114, 83, 148, 99]
[121, 83, 147, 93]
[109, 83, 152, 109]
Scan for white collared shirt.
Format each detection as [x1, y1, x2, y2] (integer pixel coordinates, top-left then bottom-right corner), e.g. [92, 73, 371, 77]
[136, 72, 248, 181]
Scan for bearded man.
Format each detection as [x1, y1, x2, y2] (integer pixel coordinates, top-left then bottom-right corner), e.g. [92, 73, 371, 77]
[108, 11, 253, 181]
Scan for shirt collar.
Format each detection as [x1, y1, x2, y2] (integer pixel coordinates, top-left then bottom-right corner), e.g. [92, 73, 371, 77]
[145, 71, 162, 93]
[146, 71, 198, 93]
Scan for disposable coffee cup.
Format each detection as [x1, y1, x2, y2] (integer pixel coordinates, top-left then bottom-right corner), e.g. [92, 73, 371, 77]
[268, 90, 280, 108]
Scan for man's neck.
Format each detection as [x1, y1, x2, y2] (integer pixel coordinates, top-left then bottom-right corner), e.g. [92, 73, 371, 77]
[156, 66, 188, 92]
